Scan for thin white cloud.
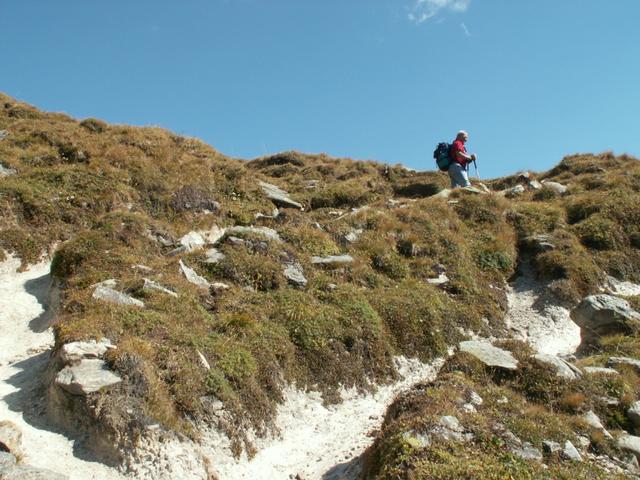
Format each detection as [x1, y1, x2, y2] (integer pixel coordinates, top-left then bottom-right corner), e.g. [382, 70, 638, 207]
[460, 22, 471, 36]
[408, 0, 471, 24]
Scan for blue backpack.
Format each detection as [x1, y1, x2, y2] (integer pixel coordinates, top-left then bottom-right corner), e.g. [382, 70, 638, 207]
[433, 142, 451, 171]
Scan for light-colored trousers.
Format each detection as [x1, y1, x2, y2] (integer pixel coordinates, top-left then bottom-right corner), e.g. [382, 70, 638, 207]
[448, 162, 471, 188]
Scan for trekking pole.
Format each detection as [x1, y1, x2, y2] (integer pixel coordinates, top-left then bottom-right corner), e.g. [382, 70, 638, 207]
[473, 159, 480, 180]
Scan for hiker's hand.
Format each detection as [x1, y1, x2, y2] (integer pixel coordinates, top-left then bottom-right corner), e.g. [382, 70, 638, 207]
[471, 154, 477, 161]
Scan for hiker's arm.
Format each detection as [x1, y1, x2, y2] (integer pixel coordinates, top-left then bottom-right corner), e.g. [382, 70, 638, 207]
[456, 151, 475, 162]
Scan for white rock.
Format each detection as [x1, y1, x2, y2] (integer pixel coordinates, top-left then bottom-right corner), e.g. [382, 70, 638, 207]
[541, 180, 568, 194]
[179, 231, 206, 252]
[211, 282, 230, 291]
[258, 181, 303, 210]
[311, 255, 354, 267]
[143, 278, 178, 297]
[0, 465, 68, 479]
[427, 273, 449, 285]
[60, 339, 115, 364]
[92, 285, 144, 308]
[204, 248, 226, 264]
[197, 350, 210, 370]
[562, 440, 582, 461]
[283, 263, 307, 287]
[542, 440, 561, 453]
[226, 226, 282, 242]
[607, 356, 640, 373]
[0, 451, 16, 468]
[179, 260, 210, 290]
[528, 180, 542, 190]
[433, 188, 452, 199]
[201, 224, 227, 244]
[468, 391, 483, 406]
[582, 410, 612, 438]
[55, 359, 122, 395]
[532, 353, 582, 380]
[458, 340, 518, 370]
[0, 163, 16, 177]
[618, 434, 640, 461]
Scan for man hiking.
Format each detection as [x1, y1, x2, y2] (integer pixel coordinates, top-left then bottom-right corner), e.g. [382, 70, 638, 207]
[448, 130, 477, 188]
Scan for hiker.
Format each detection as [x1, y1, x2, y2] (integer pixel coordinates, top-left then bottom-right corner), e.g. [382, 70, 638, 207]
[448, 130, 477, 188]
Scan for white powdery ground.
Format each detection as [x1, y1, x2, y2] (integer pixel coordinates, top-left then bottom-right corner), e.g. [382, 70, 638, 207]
[504, 261, 581, 356]
[0, 256, 125, 480]
[204, 357, 444, 480]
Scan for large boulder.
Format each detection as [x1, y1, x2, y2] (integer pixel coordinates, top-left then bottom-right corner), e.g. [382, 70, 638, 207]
[570, 294, 640, 346]
[458, 341, 518, 370]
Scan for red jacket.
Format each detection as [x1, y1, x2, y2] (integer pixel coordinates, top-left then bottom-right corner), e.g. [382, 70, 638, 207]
[449, 139, 468, 166]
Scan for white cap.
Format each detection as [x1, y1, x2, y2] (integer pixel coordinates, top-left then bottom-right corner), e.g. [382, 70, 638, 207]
[457, 130, 468, 138]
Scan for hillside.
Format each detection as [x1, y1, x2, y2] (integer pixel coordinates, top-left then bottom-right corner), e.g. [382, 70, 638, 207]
[1, 94, 640, 479]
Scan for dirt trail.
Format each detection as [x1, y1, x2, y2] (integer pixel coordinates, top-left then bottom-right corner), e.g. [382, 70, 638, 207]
[0, 256, 125, 480]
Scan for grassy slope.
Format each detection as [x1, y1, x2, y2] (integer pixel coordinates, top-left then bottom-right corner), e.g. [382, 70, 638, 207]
[1, 93, 639, 467]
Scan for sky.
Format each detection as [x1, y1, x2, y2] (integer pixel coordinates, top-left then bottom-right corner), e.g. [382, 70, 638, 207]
[1, 0, 639, 178]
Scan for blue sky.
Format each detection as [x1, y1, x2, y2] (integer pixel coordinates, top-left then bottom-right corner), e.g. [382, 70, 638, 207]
[1, 0, 638, 178]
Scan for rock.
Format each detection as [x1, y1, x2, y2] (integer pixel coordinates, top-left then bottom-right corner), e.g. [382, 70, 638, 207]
[0, 163, 16, 177]
[200, 224, 227, 245]
[283, 263, 307, 287]
[433, 188, 452, 199]
[618, 434, 640, 461]
[0, 130, 8, 141]
[0, 451, 16, 468]
[131, 264, 153, 272]
[210, 282, 230, 292]
[468, 390, 483, 406]
[342, 229, 363, 245]
[311, 255, 354, 268]
[582, 410, 612, 438]
[258, 180, 303, 210]
[477, 183, 491, 194]
[197, 350, 210, 370]
[179, 231, 206, 252]
[570, 294, 640, 346]
[226, 226, 282, 243]
[166, 245, 187, 257]
[432, 416, 473, 443]
[460, 186, 487, 195]
[458, 340, 519, 370]
[523, 234, 556, 253]
[179, 260, 210, 289]
[92, 285, 144, 308]
[562, 440, 582, 461]
[628, 401, 640, 428]
[583, 366, 619, 375]
[227, 236, 245, 246]
[607, 356, 640, 373]
[531, 353, 582, 380]
[55, 359, 122, 395]
[502, 184, 526, 198]
[204, 248, 226, 265]
[60, 339, 115, 364]
[462, 403, 476, 413]
[402, 430, 431, 449]
[528, 179, 542, 190]
[0, 421, 22, 456]
[541, 180, 568, 194]
[143, 278, 178, 297]
[542, 440, 562, 454]
[427, 273, 449, 285]
[91, 278, 117, 288]
[0, 465, 68, 479]
[513, 442, 543, 461]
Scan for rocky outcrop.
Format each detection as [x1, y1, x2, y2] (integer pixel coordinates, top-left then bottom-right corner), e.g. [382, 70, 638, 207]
[618, 434, 640, 461]
[582, 410, 612, 438]
[458, 340, 519, 370]
[541, 180, 568, 194]
[562, 440, 582, 462]
[570, 294, 640, 346]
